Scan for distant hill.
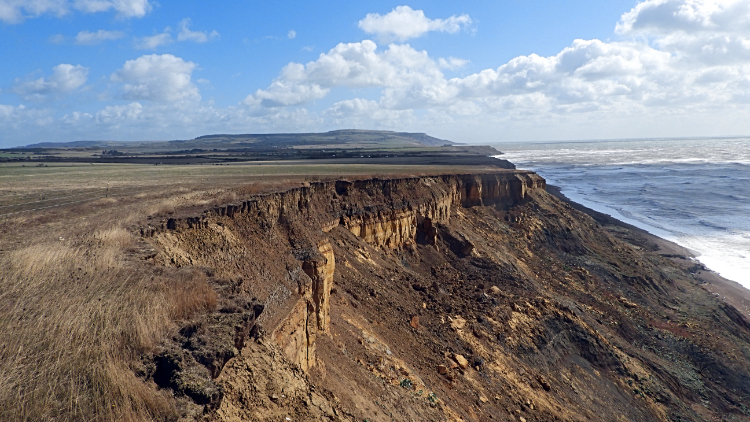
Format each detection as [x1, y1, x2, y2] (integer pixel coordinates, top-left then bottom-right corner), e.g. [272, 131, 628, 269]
[21, 140, 128, 149]
[22, 130, 454, 151]
[194, 129, 454, 147]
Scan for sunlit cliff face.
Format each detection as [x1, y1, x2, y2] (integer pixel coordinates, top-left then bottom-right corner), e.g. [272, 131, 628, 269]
[133, 171, 750, 421]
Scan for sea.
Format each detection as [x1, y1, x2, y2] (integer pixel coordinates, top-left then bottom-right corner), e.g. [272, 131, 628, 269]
[493, 137, 750, 288]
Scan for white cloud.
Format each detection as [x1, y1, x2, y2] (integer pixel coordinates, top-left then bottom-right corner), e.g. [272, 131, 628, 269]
[2, 101, 322, 147]
[177, 18, 219, 43]
[73, 0, 151, 17]
[288, 29, 296, 39]
[0, 104, 55, 138]
[12, 64, 89, 100]
[438, 57, 469, 70]
[75, 29, 125, 45]
[246, 40, 455, 108]
[358, 6, 471, 41]
[0, 0, 152, 23]
[134, 32, 172, 49]
[0, 104, 21, 119]
[60, 110, 93, 125]
[617, 0, 750, 64]
[95, 102, 143, 125]
[112, 54, 200, 102]
[617, 0, 750, 34]
[325, 98, 415, 127]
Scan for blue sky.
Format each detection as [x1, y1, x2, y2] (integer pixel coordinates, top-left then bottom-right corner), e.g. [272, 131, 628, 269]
[2, 0, 750, 147]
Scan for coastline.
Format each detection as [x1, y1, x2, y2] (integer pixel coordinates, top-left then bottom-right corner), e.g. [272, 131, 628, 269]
[546, 184, 750, 321]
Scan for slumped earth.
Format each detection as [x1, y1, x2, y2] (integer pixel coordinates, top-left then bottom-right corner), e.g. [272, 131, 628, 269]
[2, 166, 750, 421]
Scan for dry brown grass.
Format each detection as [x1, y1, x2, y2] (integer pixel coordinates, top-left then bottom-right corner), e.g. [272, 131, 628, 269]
[0, 225, 216, 421]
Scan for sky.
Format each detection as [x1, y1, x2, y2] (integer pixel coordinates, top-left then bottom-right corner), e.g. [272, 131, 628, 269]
[2, 0, 750, 147]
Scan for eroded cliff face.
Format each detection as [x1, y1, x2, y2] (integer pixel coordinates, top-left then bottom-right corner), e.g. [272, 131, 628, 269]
[142, 171, 750, 422]
[306, 240, 335, 333]
[147, 172, 544, 373]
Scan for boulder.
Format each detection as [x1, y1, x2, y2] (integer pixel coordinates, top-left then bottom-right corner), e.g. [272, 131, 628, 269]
[454, 354, 469, 370]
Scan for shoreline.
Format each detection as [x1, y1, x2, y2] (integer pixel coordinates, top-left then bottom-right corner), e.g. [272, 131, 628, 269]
[546, 184, 750, 321]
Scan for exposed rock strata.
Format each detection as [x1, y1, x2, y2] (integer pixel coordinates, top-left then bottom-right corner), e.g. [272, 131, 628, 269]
[145, 172, 544, 400]
[143, 171, 750, 422]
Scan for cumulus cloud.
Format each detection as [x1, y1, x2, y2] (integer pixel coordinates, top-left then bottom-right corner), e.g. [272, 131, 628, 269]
[177, 18, 219, 43]
[358, 6, 471, 41]
[135, 32, 173, 49]
[0, 104, 24, 120]
[112, 54, 200, 102]
[95, 102, 143, 125]
[249, 37, 681, 113]
[0, 104, 55, 139]
[288, 29, 296, 39]
[0, 0, 152, 23]
[617, 0, 750, 34]
[325, 98, 415, 127]
[451, 39, 681, 114]
[74, 0, 151, 17]
[246, 40, 454, 108]
[617, 0, 750, 64]
[12, 64, 89, 100]
[75, 29, 125, 45]
[438, 57, 469, 70]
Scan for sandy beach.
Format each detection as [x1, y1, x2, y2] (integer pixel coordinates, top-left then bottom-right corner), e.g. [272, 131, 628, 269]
[547, 185, 750, 322]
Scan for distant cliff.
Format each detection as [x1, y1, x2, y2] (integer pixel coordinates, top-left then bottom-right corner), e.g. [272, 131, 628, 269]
[140, 171, 750, 422]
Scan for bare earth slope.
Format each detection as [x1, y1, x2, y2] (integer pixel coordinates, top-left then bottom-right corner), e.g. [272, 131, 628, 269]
[142, 172, 750, 422]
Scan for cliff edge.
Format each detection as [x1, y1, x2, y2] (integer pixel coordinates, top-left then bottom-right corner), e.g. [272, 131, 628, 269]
[139, 171, 750, 422]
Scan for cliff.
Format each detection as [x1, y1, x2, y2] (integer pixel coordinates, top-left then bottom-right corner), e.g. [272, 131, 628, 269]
[140, 171, 750, 422]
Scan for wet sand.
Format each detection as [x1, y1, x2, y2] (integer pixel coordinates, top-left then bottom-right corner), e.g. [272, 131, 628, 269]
[547, 185, 750, 322]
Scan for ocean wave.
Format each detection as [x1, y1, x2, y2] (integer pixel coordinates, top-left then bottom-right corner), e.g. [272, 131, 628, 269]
[678, 234, 750, 287]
